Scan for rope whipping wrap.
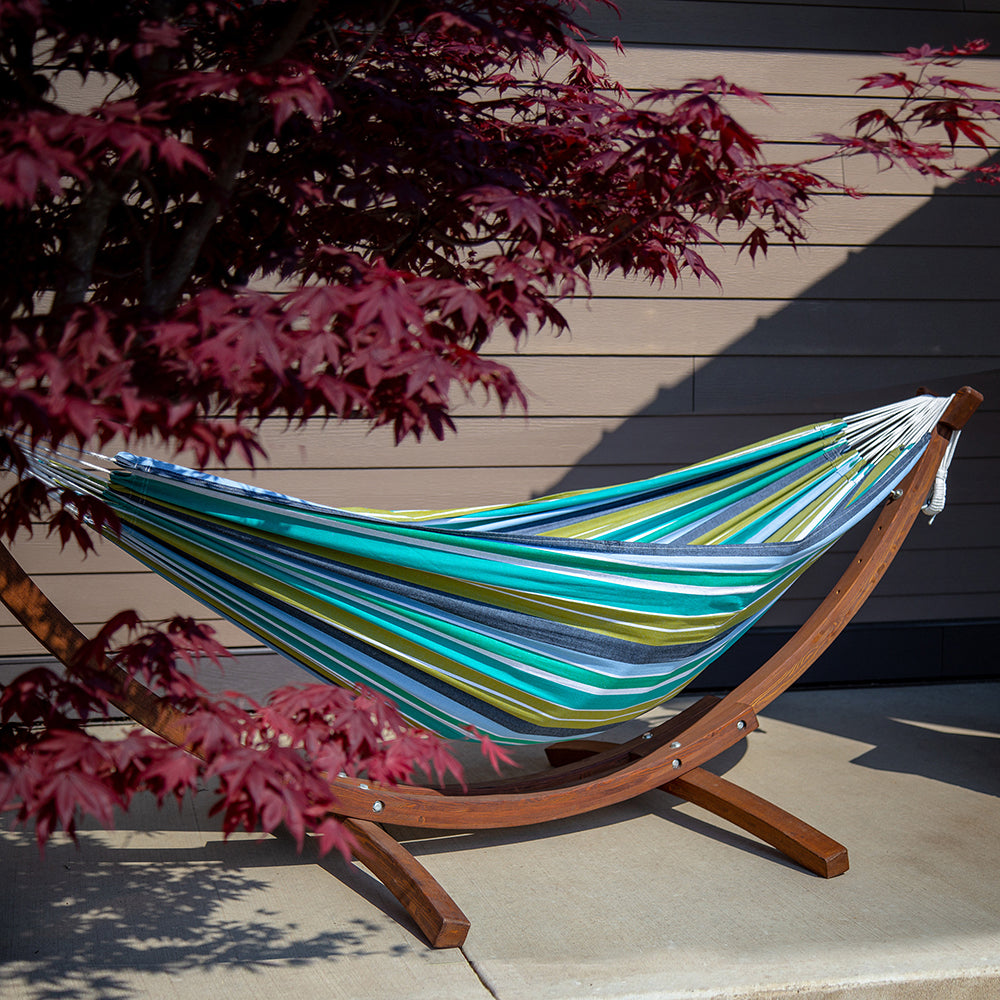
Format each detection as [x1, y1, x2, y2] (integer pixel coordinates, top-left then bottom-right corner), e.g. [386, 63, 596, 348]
[20, 395, 954, 744]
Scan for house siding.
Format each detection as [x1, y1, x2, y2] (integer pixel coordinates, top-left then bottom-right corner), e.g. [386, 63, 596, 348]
[4, 0, 999, 689]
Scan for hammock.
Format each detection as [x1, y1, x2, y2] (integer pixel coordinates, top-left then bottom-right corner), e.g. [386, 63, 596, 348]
[23, 393, 957, 746]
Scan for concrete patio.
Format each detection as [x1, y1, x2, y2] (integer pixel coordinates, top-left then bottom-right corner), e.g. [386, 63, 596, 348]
[2, 680, 999, 1000]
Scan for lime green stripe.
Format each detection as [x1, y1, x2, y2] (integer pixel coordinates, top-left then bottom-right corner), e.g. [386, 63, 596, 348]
[545, 438, 836, 542]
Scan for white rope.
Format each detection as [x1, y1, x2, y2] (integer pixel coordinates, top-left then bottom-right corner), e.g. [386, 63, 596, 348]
[16, 440, 114, 500]
[836, 393, 962, 524]
[922, 428, 961, 523]
[841, 394, 952, 461]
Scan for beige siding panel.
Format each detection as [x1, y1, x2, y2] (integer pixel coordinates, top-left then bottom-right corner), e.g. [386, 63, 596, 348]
[533, 193, 1000, 251]
[531, 299, 1000, 358]
[690, 357, 1000, 411]
[635, 93, 999, 145]
[464, 355, 993, 417]
[764, 195, 1000, 247]
[598, 142, 993, 198]
[593, 47, 1000, 95]
[788, 544, 1000, 601]
[454, 357, 696, 417]
[824, 503, 1000, 553]
[255, 410, 1000, 467]
[0, 573, 213, 630]
[758, 592, 1000, 628]
[589, 245, 1000, 300]
[7, 536, 145, 575]
[0, 619, 253, 659]
[761, 146, 997, 196]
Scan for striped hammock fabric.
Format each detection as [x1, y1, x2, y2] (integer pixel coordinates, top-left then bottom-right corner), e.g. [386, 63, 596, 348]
[25, 394, 956, 745]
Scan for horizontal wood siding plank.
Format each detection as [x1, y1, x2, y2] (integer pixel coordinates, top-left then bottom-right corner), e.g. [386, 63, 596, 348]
[538, 193, 1000, 250]
[761, 147, 995, 196]
[764, 592, 1000, 628]
[0, 619, 256, 659]
[636, 93, 999, 145]
[770, 195, 1000, 248]
[588, 245, 1000, 300]
[251, 410, 1000, 467]
[0, 574, 220, 630]
[531, 299, 1000, 357]
[592, 46, 1000, 95]
[690, 357, 1000, 411]
[462, 356, 996, 417]
[576, 2, 1000, 54]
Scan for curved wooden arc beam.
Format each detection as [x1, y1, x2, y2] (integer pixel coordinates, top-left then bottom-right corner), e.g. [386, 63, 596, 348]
[328, 697, 758, 828]
[0, 541, 195, 750]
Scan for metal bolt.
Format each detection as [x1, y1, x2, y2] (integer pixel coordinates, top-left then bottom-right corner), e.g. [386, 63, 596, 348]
[372, 801, 384, 814]
[736, 720, 746, 731]
[671, 758, 682, 769]
[670, 741, 682, 749]
[359, 783, 369, 790]
[641, 732, 653, 740]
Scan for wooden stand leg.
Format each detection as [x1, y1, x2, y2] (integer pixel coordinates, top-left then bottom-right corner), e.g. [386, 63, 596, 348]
[664, 769, 848, 877]
[546, 740, 848, 878]
[345, 819, 471, 948]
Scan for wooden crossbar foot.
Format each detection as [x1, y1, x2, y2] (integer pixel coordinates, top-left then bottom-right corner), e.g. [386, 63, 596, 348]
[345, 819, 471, 948]
[546, 740, 848, 878]
[664, 768, 848, 877]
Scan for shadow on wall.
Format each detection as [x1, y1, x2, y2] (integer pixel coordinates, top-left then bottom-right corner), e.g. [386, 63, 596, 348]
[539, 171, 1000, 690]
[546, 173, 1000, 497]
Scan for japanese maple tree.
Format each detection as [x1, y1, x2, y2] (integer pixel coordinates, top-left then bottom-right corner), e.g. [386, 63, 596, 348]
[1, 0, 998, 855]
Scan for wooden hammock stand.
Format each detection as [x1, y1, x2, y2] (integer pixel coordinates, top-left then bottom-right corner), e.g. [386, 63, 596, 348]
[0, 386, 983, 949]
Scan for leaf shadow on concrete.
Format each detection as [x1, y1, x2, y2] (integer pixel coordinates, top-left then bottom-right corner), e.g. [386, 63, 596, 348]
[0, 798, 417, 1000]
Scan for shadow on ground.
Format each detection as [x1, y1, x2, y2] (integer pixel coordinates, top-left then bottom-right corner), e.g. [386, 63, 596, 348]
[0, 807, 417, 1000]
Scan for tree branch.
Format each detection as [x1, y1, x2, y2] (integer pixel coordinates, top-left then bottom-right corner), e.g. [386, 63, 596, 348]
[143, 114, 259, 316]
[49, 177, 122, 322]
[144, 0, 324, 316]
